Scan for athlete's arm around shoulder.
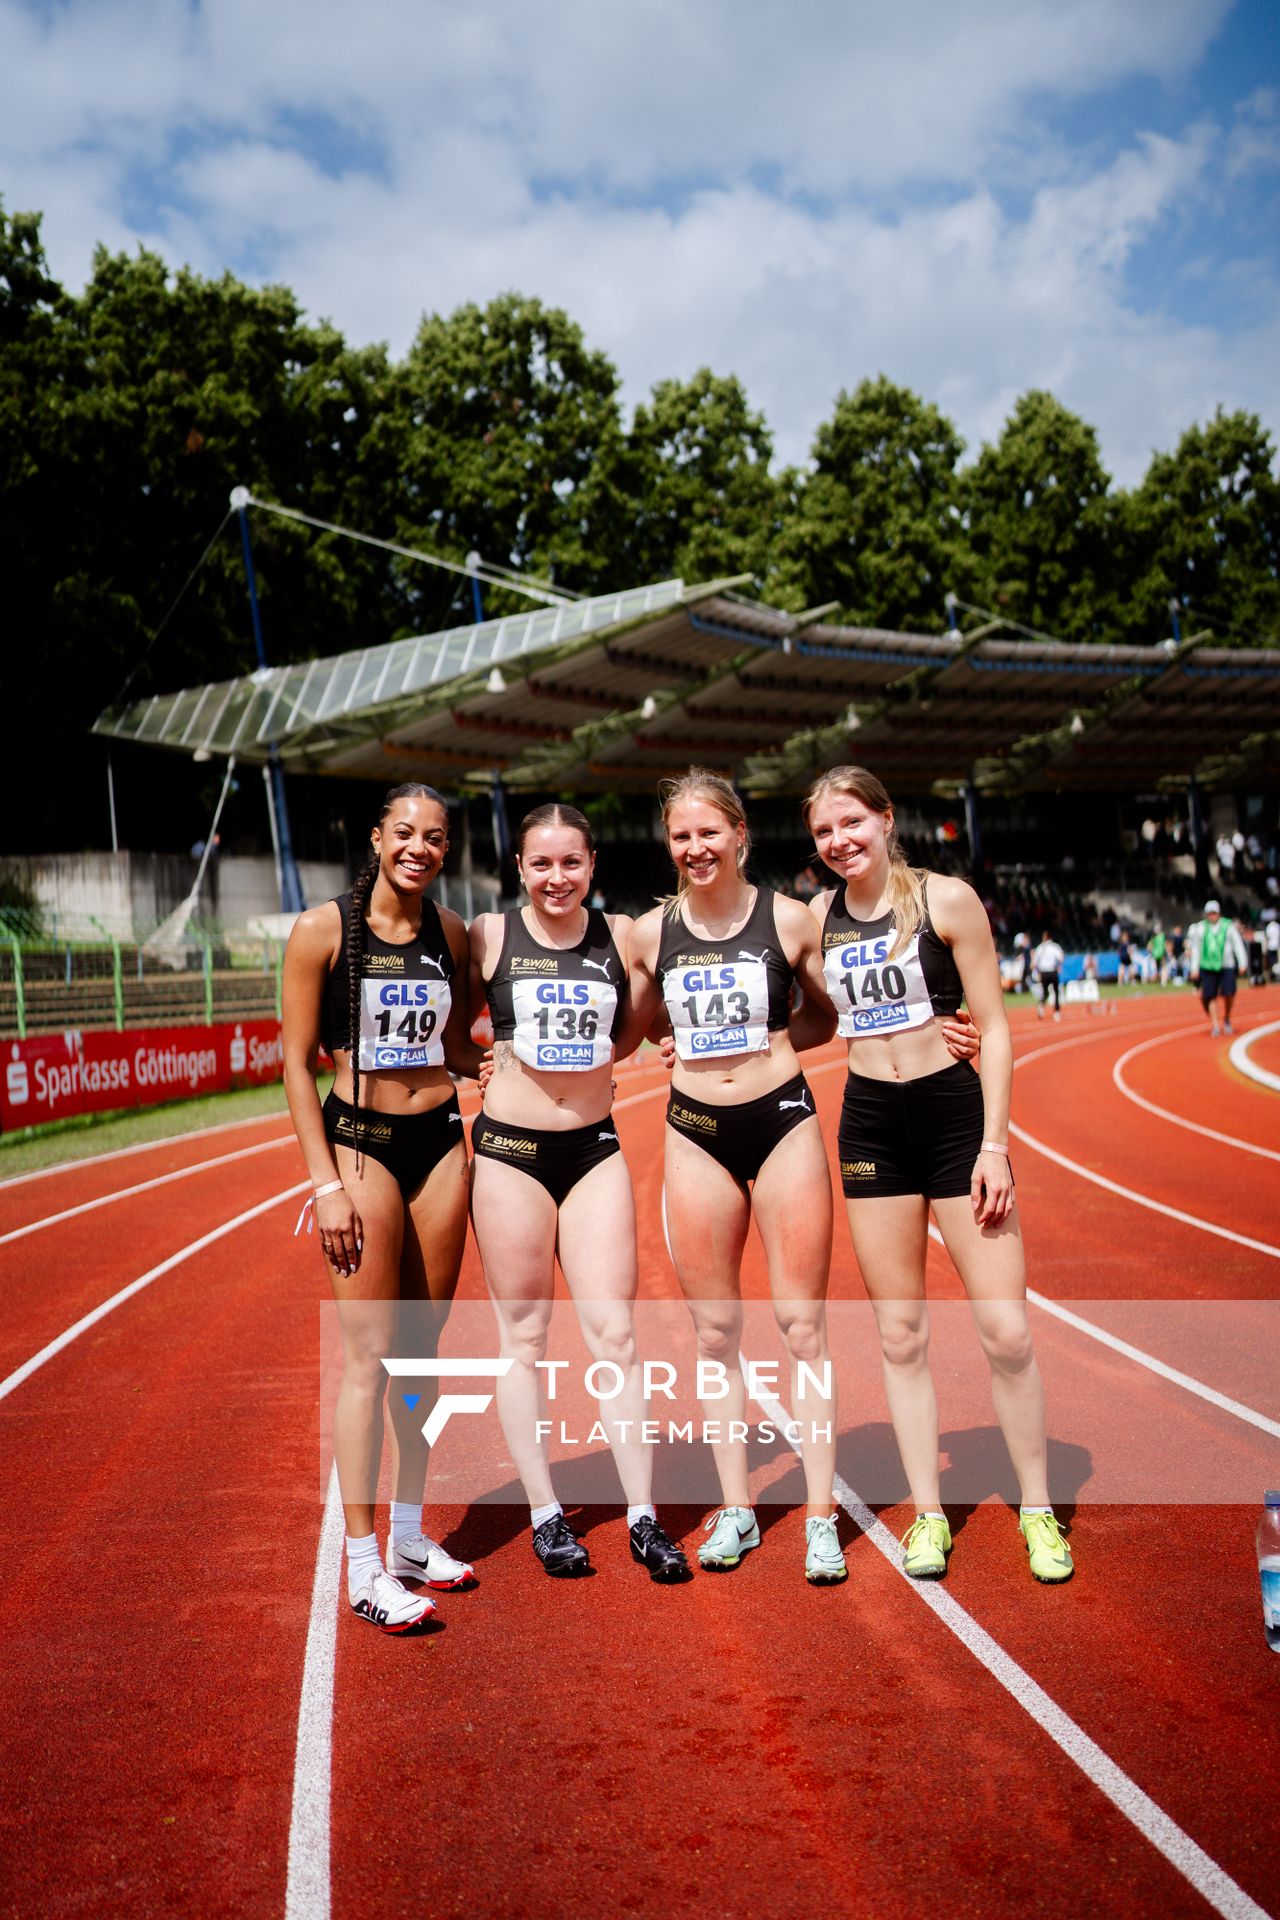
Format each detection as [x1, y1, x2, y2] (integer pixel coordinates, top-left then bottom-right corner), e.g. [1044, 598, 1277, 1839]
[623, 905, 670, 1048]
[281, 900, 344, 1186]
[439, 904, 484, 1078]
[775, 890, 837, 1051]
[926, 875, 1006, 1029]
[466, 911, 506, 1020]
[606, 912, 649, 1058]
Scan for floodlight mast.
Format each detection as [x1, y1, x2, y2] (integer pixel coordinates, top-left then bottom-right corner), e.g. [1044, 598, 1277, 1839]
[230, 486, 306, 914]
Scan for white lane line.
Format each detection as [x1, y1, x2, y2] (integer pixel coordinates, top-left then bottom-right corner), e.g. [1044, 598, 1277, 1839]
[1006, 1117, 1280, 1259]
[0, 1181, 309, 1402]
[284, 1460, 344, 1920]
[750, 1377, 1271, 1920]
[0, 1133, 299, 1244]
[1230, 1021, 1280, 1094]
[923, 1219, 1280, 1440]
[0, 1105, 292, 1190]
[1009, 1016, 1280, 1254]
[1112, 1025, 1280, 1163]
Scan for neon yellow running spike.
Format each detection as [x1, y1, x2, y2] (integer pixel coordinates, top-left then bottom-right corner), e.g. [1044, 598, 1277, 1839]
[1019, 1510, 1074, 1583]
[900, 1512, 951, 1579]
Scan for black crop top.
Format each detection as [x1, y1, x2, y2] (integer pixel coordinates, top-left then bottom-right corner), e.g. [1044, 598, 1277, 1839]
[321, 891, 455, 1071]
[820, 877, 963, 1038]
[656, 886, 794, 1061]
[485, 907, 625, 1072]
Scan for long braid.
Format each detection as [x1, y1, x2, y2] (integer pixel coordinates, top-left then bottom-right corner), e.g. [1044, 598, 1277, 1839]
[345, 782, 450, 1172]
[346, 847, 379, 1173]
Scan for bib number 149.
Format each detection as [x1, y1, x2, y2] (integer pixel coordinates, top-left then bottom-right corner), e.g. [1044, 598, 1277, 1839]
[374, 1006, 437, 1046]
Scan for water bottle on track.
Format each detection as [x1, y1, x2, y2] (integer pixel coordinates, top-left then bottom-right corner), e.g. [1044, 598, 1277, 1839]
[1258, 1491, 1280, 1653]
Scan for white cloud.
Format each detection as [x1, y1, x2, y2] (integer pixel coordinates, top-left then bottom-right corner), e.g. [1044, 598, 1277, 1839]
[2, 0, 1275, 490]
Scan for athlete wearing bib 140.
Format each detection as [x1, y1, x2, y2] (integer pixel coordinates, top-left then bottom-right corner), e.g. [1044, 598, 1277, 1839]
[282, 783, 484, 1635]
[804, 765, 1073, 1587]
[469, 805, 691, 1585]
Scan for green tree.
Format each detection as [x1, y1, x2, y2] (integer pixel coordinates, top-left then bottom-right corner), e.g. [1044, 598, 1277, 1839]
[770, 376, 967, 629]
[395, 294, 627, 599]
[1121, 410, 1280, 645]
[1, 220, 402, 850]
[624, 369, 778, 586]
[962, 390, 1117, 641]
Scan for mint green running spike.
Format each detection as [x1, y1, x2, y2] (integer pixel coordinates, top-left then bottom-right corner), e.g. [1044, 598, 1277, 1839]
[1019, 1510, 1074, 1583]
[698, 1506, 760, 1569]
[804, 1514, 847, 1585]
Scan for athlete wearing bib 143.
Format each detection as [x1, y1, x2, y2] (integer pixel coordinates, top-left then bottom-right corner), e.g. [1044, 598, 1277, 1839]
[628, 769, 847, 1587]
[804, 765, 1073, 1588]
[657, 882, 813, 1183]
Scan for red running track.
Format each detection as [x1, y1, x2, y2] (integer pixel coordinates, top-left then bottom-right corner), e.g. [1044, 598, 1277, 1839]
[0, 990, 1278, 1920]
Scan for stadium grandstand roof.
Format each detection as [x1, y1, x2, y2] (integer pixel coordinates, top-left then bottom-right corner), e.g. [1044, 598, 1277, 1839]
[93, 577, 1280, 796]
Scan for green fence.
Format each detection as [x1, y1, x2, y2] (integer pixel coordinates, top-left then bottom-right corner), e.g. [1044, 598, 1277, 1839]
[0, 928, 285, 1039]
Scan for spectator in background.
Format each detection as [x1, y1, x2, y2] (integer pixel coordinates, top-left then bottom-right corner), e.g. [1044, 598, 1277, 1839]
[1031, 931, 1065, 1022]
[1148, 924, 1168, 985]
[1188, 900, 1248, 1037]
[1264, 912, 1280, 983]
[1117, 932, 1136, 985]
[1216, 833, 1237, 883]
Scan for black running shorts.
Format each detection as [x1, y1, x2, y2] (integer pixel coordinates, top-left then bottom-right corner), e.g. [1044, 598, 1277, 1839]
[837, 1060, 986, 1200]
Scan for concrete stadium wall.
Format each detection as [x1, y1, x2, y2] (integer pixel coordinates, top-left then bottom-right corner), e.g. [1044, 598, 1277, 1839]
[8, 851, 348, 937]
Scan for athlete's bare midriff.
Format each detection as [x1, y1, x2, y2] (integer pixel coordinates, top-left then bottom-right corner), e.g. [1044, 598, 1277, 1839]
[671, 1029, 804, 1106]
[482, 1045, 614, 1130]
[843, 1017, 956, 1085]
[329, 1051, 459, 1115]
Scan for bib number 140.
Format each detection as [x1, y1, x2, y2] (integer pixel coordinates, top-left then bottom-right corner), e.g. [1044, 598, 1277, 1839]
[842, 963, 906, 1007]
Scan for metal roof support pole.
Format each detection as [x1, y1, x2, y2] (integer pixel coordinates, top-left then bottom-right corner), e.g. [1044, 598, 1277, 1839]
[963, 777, 983, 877]
[231, 487, 305, 914]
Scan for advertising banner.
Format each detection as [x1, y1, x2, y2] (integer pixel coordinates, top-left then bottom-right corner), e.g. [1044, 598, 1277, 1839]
[1, 1019, 285, 1132]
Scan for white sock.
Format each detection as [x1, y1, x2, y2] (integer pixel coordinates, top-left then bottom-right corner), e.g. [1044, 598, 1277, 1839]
[530, 1501, 562, 1529]
[346, 1532, 382, 1603]
[922, 1510, 945, 1520]
[390, 1500, 422, 1547]
[1020, 1505, 1053, 1516]
[627, 1504, 656, 1529]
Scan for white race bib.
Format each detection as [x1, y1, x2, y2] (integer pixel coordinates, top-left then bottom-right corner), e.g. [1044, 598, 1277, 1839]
[824, 931, 933, 1038]
[665, 960, 770, 1060]
[358, 975, 450, 1071]
[511, 978, 618, 1072]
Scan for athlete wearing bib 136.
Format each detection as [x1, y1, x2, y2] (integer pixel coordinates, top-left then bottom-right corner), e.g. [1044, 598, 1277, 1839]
[804, 765, 1073, 1589]
[468, 805, 691, 1586]
[282, 783, 484, 1635]
[474, 906, 627, 1202]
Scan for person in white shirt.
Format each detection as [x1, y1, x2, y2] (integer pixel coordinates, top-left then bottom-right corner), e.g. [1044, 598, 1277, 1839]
[1031, 933, 1065, 1021]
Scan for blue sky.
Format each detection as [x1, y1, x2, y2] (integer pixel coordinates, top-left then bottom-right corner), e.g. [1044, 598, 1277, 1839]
[1, 0, 1277, 486]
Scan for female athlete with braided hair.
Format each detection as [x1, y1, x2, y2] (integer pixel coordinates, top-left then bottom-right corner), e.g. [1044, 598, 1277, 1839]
[803, 765, 1072, 1585]
[283, 783, 483, 1632]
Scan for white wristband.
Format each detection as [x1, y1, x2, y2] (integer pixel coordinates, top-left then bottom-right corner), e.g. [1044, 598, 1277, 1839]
[980, 1141, 1008, 1155]
[313, 1179, 345, 1198]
